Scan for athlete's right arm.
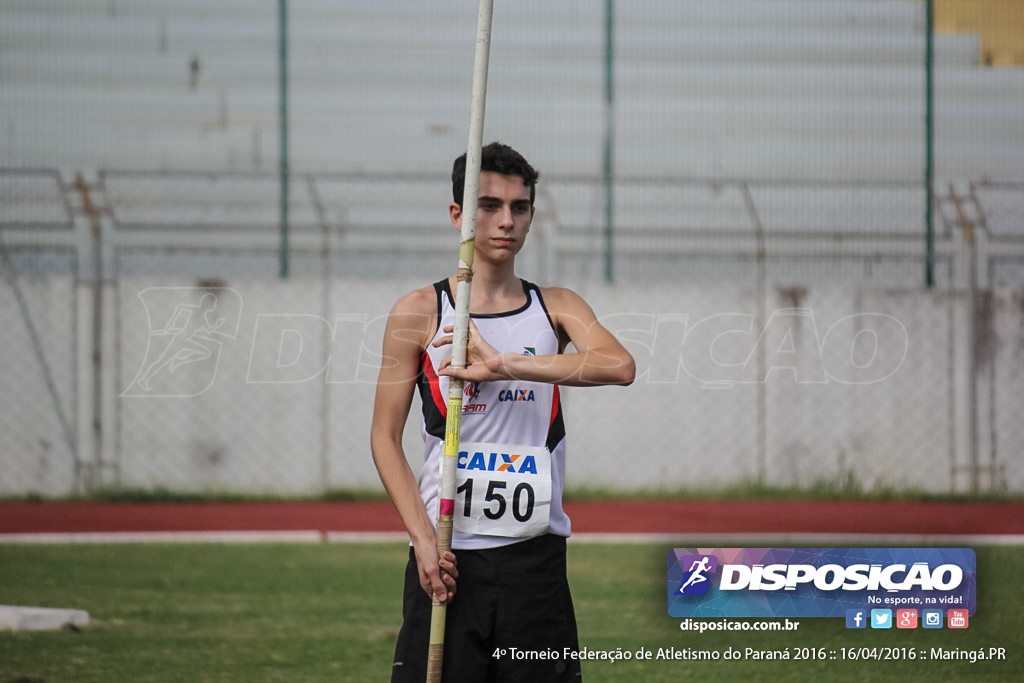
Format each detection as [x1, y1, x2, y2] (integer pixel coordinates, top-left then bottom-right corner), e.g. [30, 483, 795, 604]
[370, 287, 457, 603]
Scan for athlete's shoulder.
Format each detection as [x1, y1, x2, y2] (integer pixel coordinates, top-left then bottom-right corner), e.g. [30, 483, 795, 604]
[389, 281, 442, 317]
[383, 282, 444, 351]
[534, 285, 594, 315]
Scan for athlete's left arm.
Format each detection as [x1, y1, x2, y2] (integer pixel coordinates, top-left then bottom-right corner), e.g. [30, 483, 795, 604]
[438, 287, 635, 387]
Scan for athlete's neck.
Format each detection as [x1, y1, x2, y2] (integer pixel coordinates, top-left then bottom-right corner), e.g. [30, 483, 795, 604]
[451, 266, 525, 315]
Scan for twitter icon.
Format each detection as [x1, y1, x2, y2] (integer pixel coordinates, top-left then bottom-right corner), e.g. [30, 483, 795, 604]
[870, 609, 893, 629]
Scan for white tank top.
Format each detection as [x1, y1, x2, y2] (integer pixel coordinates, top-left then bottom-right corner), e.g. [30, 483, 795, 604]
[416, 278, 570, 549]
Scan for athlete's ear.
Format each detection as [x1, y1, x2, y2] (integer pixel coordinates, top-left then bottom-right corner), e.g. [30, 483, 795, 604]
[449, 202, 462, 232]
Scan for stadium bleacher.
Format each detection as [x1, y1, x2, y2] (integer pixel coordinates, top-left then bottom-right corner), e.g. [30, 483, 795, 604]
[1, 0, 1022, 283]
[3, 0, 1021, 178]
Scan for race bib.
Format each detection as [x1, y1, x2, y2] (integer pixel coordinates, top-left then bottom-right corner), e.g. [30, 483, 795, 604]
[452, 442, 552, 538]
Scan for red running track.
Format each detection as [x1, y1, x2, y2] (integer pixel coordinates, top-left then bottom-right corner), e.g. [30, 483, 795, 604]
[1, 500, 1022, 537]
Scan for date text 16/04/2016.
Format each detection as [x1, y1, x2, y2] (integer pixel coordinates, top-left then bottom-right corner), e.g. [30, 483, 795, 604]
[491, 646, 1008, 663]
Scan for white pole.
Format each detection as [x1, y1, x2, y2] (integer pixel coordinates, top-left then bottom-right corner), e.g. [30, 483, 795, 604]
[427, 1, 494, 680]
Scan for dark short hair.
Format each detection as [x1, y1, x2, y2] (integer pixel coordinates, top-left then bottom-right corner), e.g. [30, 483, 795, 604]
[452, 141, 540, 207]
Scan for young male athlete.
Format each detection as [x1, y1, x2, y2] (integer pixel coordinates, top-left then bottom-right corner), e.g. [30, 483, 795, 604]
[371, 142, 635, 681]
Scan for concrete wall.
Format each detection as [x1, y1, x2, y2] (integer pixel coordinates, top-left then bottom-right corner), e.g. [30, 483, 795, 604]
[3, 275, 1021, 496]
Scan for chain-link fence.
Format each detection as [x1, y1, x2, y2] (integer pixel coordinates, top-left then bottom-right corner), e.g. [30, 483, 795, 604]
[4, 168, 1023, 496]
[2, 1, 1023, 497]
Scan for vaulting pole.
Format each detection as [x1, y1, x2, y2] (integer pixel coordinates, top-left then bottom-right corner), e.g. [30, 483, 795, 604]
[426, 1, 494, 680]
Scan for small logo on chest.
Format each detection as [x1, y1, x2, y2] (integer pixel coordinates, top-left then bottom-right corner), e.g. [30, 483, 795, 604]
[498, 388, 535, 402]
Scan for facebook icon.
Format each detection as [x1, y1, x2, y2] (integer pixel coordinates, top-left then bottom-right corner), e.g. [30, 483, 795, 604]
[845, 609, 867, 629]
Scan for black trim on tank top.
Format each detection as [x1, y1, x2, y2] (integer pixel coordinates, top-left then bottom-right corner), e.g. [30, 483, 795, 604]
[436, 278, 535, 319]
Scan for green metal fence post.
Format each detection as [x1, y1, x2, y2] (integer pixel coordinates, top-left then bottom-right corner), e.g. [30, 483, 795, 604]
[279, 0, 290, 280]
[925, 0, 935, 288]
[603, 0, 615, 283]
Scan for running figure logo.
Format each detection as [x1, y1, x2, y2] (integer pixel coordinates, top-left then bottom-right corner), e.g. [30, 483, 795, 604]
[123, 287, 242, 397]
[677, 554, 718, 596]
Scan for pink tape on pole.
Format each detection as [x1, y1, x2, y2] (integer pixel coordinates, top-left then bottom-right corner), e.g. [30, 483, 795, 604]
[439, 499, 455, 517]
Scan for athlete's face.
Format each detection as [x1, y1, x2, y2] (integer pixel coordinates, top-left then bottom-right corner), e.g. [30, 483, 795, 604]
[450, 171, 534, 262]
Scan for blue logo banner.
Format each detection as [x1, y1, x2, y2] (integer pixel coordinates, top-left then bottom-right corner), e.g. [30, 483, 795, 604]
[667, 548, 976, 618]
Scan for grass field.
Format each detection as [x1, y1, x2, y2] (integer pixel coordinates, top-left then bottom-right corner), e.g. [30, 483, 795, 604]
[1, 541, 1020, 682]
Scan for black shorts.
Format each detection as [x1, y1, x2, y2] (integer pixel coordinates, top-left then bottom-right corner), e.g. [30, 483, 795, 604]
[391, 534, 582, 682]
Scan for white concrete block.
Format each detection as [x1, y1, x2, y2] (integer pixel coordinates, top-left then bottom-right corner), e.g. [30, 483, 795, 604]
[0, 605, 90, 631]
